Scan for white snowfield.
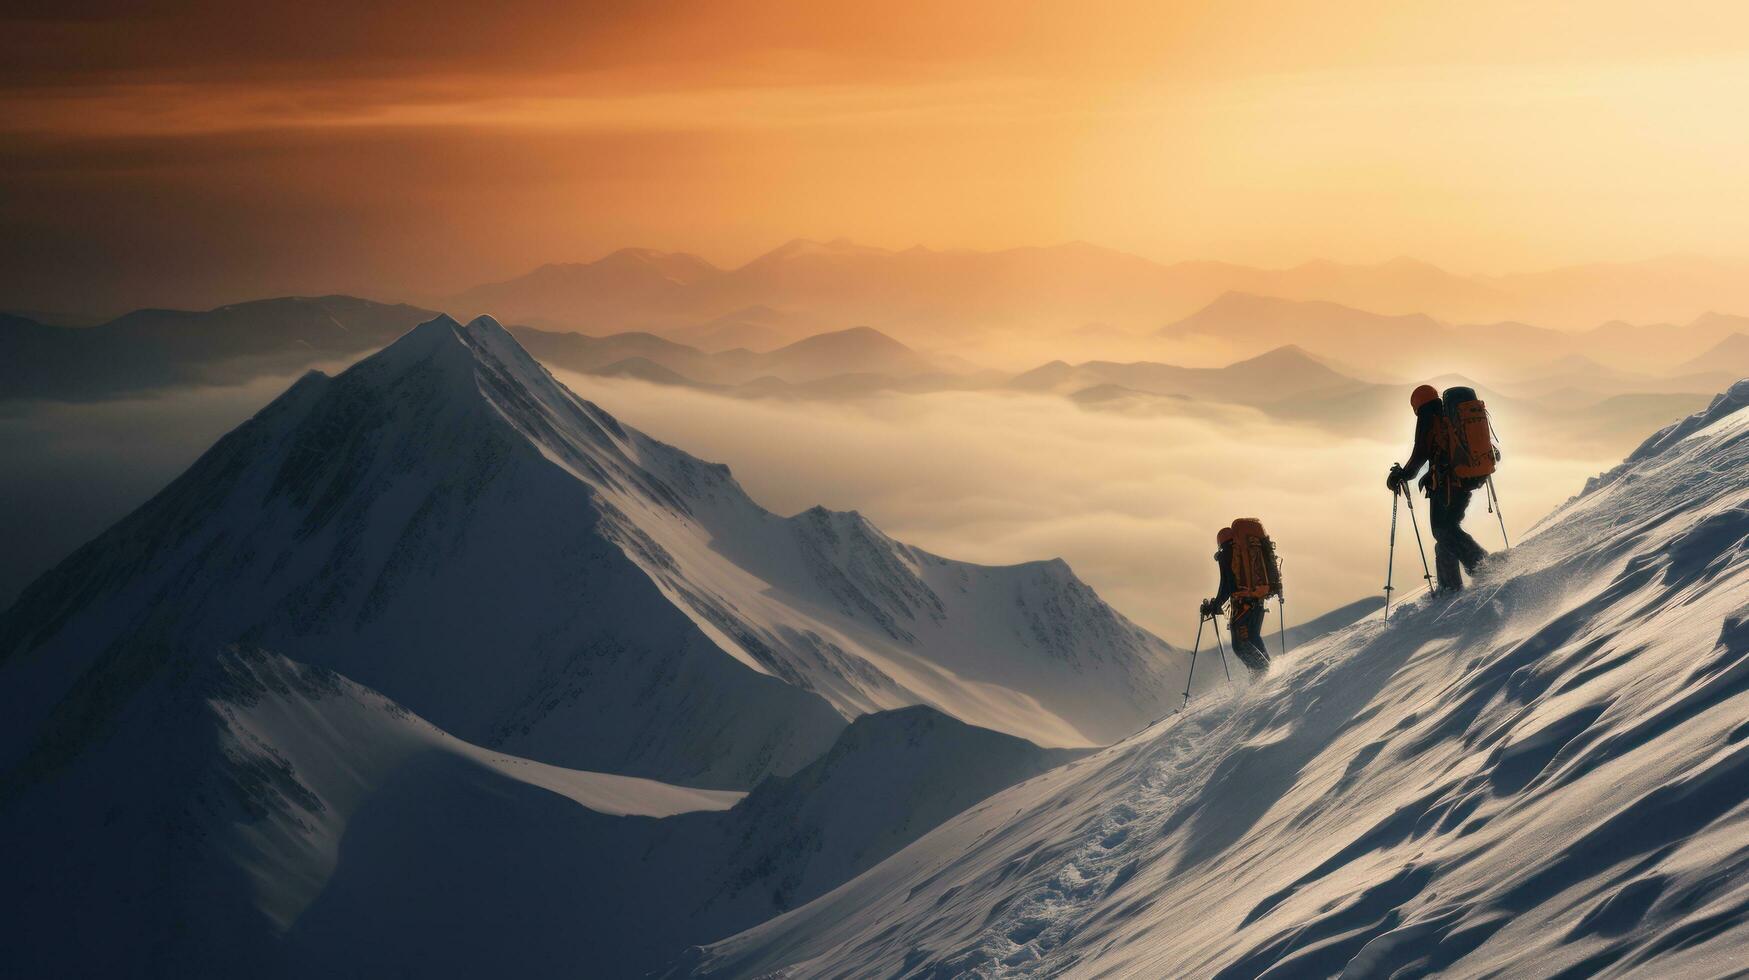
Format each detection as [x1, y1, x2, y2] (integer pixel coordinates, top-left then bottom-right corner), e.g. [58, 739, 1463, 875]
[678, 380, 1749, 978]
[0, 643, 754, 977]
[0, 315, 1180, 793]
[207, 648, 744, 933]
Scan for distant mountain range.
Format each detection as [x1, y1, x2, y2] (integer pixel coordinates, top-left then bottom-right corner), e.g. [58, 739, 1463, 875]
[1157, 292, 1749, 378]
[4, 293, 1725, 468]
[511, 323, 955, 386]
[1010, 344, 1362, 405]
[0, 299, 965, 404]
[0, 296, 433, 400]
[447, 240, 1749, 337]
[9, 273, 1749, 410]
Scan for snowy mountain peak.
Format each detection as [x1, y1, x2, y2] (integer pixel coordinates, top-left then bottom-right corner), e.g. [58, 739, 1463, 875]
[2, 312, 1183, 798]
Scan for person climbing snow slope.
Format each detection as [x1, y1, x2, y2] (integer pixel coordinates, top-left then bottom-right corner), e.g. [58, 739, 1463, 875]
[1202, 524, 1271, 677]
[1388, 384, 1489, 594]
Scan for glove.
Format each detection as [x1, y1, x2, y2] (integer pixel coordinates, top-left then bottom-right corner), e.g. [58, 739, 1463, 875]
[1199, 598, 1218, 618]
[1385, 463, 1404, 493]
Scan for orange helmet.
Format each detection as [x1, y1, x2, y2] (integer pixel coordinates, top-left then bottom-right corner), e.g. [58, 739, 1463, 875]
[1410, 384, 1439, 413]
[1216, 527, 1235, 546]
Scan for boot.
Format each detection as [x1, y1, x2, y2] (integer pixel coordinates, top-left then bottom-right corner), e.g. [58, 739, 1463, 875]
[1455, 530, 1488, 574]
[1435, 546, 1463, 594]
[1233, 641, 1270, 675]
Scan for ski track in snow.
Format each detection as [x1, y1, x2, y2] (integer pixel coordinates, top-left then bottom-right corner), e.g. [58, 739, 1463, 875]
[683, 380, 1749, 979]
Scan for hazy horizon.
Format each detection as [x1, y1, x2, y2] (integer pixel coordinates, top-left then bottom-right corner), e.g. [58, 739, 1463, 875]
[10, 1, 1749, 314]
[8, 240, 1749, 325]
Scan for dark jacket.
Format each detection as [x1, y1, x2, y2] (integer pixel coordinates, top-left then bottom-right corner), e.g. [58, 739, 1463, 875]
[1400, 397, 1446, 483]
[1212, 542, 1237, 606]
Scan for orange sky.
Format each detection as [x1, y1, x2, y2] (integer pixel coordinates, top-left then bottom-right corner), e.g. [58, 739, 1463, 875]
[6, 0, 1749, 313]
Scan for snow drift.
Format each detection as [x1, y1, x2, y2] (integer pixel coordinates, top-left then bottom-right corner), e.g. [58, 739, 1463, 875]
[678, 379, 1749, 977]
[0, 314, 1180, 794]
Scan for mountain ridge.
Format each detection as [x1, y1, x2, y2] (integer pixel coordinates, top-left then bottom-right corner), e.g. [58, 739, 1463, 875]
[447, 243, 1749, 334]
[1, 314, 1182, 793]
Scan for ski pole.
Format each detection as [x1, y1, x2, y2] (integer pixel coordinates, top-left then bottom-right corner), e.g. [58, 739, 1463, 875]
[1278, 596, 1287, 658]
[1488, 476, 1510, 549]
[1384, 488, 1400, 622]
[1182, 614, 1205, 709]
[1212, 613, 1233, 684]
[1401, 485, 1435, 596]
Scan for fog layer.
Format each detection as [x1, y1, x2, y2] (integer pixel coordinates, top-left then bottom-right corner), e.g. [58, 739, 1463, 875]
[0, 363, 1632, 644]
[0, 368, 349, 608]
[559, 372, 1617, 640]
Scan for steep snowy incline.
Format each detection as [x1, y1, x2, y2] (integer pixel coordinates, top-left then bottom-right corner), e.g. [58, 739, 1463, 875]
[1, 314, 1181, 790]
[679, 379, 1749, 978]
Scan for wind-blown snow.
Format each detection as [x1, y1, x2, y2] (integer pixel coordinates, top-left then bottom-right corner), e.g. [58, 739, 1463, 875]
[678, 377, 1749, 977]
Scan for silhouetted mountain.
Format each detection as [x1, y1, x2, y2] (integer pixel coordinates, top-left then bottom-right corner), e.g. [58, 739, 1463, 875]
[661, 305, 821, 352]
[1576, 311, 1749, 373]
[514, 323, 950, 386]
[0, 296, 436, 402]
[594, 356, 710, 387]
[452, 248, 722, 327]
[731, 325, 940, 381]
[508, 325, 725, 380]
[453, 243, 1749, 339]
[1010, 344, 1366, 407]
[1485, 254, 1749, 329]
[1160, 293, 1614, 376]
[1672, 332, 1749, 377]
[1161, 291, 1436, 351]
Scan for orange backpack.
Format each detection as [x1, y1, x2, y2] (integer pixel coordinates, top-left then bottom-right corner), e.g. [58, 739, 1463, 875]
[1228, 518, 1282, 600]
[1440, 386, 1497, 481]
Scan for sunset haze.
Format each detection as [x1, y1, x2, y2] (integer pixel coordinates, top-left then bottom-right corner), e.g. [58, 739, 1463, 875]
[7, 0, 1749, 312]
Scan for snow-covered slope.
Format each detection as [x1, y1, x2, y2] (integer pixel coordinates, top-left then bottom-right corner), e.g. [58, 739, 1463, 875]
[656, 706, 1087, 936]
[0, 642, 1075, 977]
[0, 646, 744, 977]
[678, 379, 1749, 978]
[280, 703, 1083, 979]
[0, 315, 1179, 793]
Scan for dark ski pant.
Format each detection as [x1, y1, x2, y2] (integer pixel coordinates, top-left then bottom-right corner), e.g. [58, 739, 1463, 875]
[1429, 484, 1488, 592]
[1228, 599, 1270, 675]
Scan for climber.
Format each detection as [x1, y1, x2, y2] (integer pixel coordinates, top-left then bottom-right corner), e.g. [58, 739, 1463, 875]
[1387, 384, 1490, 594]
[1201, 525, 1271, 676]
